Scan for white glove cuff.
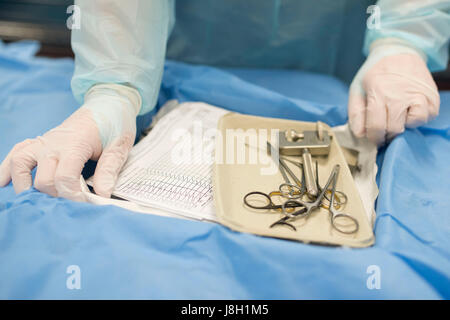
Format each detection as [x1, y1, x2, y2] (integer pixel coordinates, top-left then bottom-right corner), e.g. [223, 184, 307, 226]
[82, 83, 141, 149]
[85, 83, 142, 116]
[369, 37, 427, 63]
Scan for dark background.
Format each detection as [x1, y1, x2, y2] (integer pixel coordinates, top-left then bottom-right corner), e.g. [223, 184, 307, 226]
[0, 0, 72, 56]
[0, 0, 449, 89]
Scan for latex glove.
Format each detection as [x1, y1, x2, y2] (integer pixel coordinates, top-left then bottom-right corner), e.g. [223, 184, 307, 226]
[0, 84, 141, 201]
[348, 38, 440, 145]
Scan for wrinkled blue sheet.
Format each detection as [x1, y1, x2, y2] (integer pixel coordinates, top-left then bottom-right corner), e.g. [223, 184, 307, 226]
[0, 40, 449, 299]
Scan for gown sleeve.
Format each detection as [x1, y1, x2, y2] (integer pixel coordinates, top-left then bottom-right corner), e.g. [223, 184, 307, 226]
[364, 0, 450, 71]
[71, 0, 175, 115]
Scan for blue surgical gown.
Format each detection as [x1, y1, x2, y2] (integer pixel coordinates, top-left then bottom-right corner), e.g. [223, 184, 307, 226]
[71, 0, 450, 115]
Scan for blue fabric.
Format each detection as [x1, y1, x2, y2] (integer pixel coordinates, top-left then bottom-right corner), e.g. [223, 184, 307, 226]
[1, 41, 449, 299]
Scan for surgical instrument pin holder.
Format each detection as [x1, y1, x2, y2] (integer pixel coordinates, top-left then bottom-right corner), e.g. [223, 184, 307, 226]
[278, 125, 331, 197]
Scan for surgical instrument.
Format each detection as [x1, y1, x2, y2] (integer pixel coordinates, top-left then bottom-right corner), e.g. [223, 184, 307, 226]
[283, 157, 347, 208]
[267, 141, 305, 199]
[321, 165, 359, 234]
[279, 127, 331, 197]
[270, 165, 341, 229]
[271, 164, 356, 233]
[243, 191, 304, 212]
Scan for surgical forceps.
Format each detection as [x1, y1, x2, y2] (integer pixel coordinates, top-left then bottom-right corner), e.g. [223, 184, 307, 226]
[278, 157, 307, 199]
[321, 165, 359, 234]
[272, 165, 358, 234]
[269, 164, 340, 231]
[243, 144, 306, 219]
[284, 157, 347, 208]
[243, 155, 305, 210]
[265, 141, 304, 198]
[243, 191, 305, 211]
[243, 189, 307, 230]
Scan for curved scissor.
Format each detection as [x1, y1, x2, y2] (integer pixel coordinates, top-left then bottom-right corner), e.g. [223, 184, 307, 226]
[272, 164, 359, 234]
[243, 191, 304, 211]
[270, 165, 341, 230]
[271, 165, 359, 234]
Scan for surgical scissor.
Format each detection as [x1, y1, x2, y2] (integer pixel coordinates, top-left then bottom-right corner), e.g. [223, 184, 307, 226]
[265, 141, 306, 199]
[243, 146, 306, 229]
[269, 164, 340, 230]
[283, 157, 347, 208]
[243, 190, 307, 231]
[322, 165, 359, 234]
[272, 164, 358, 234]
[242, 162, 304, 208]
[243, 191, 304, 211]
[244, 142, 356, 233]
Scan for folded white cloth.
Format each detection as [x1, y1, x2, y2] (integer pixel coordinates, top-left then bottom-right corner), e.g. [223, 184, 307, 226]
[333, 124, 378, 226]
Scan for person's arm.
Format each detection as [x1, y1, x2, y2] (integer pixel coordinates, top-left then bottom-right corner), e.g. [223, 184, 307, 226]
[348, 0, 450, 145]
[364, 0, 450, 72]
[72, 0, 175, 115]
[0, 0, 174, 201]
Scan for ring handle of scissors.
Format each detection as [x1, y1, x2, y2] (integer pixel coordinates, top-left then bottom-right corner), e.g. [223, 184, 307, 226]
[279, 183, 303, 199]
[244, 191, 301, 211]
[323, 189, 347, 206]
[243, 191, 274, 210]
[330, 212, 359, 234]
[321, 190, 346, 210]
[327, 165, 359, 234]
[268, 191, 298, 213]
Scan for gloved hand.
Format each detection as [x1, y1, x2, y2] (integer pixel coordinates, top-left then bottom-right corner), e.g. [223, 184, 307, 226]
[348, 38, 440, 145]
[0, 84, 141, 201]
